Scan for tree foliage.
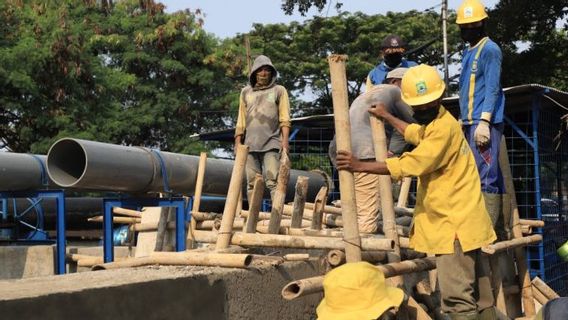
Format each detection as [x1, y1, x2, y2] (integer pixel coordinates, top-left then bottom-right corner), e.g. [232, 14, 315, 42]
[0, 0, 231, 153]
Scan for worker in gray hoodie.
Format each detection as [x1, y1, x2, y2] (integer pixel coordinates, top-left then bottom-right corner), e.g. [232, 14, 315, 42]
[235, 55, 291, 202]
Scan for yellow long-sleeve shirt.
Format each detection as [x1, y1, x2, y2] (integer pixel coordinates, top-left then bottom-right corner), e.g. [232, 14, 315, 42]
[385, 106, 496, 254]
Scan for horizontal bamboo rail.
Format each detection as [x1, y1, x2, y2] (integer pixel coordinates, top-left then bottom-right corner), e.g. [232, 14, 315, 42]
[113, 207, 142, 218]
[88, 216, 141, 224]
[327, 249, 386, 267]
[192, 230, 394, 251]
[481, 235, 542, 255]
[282, 257, 437, 300]
[531, 276, 560, 300]
[92, 252, 252, 270]
[519, 219, 545, 228]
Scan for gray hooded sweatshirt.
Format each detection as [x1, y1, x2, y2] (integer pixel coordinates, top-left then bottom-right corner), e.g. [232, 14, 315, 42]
[235, 55, 291, 152]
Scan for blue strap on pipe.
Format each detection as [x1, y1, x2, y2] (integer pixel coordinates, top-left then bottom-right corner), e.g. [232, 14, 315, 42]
[30, 155, 49, 186]
[151, 149, 172, 194]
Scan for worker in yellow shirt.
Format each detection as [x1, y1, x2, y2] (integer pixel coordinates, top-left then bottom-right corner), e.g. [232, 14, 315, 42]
[336, 64, 497, 320]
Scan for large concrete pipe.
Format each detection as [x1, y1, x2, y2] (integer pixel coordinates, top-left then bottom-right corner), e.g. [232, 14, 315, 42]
[0, 152, 54, 191]
[46, 138, 328, 200]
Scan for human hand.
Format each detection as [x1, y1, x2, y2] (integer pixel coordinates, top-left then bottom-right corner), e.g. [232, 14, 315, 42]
[281, 140, 289, 153]
[336, 150, 361, 172]
[368, 102, 390, 119]
[474, 121, 490, 146]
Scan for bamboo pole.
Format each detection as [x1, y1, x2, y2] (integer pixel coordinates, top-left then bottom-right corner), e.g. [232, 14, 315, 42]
[397, 177, 412, 208]
[521, 225, 532, 235]
[267, 152, 291, 233]
[328, 54, 361, 262]
[282, 257, 437, 300]
[243, 174, 264, 233]
[131, 221, 189, 232]
[88, 216, 141, 224]
[303, 202, 342, 215]
[284, 253, 310, 261]
[77, 256, 126, 267]
[113, 207, 142, 218]
[291, 176, 309, 228]
[241, 210, 271, 220]
[216, 144, 249, 250]
[300, 201, 413, 217]
[519, 219, 545, 228]
[310, 186, 328, 230]
[499, 137, 536, 316]
[190, 211, 219, 222]
[284, 227, 344, 237]
[531, 284, 550, 305]
[187, 152, 208, 246]
[327, 249, 386, 267]
[92, 252, 253, 270]
[481, 235, 542, 255]
[531, 277, 560, 300]
[370, 103, 403, 287]
[194, 230, 393, 251]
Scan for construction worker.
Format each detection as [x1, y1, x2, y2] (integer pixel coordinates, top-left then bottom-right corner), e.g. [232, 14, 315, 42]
[336, 64, 498, 319]
[235, 55, 291, 202]
[366, 35, 418, 91]
[316, 262, 404, 320]
[535, 297, 568, 320]
[456, 0, 506, 237]
[329, 68, 415, 233]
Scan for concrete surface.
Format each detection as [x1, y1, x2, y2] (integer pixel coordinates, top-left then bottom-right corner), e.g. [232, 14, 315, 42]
[0, 260, 324, 319]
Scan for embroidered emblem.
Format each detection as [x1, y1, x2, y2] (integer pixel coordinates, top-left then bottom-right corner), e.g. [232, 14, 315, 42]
[471, 60, 478, 73]
[464, 7, 473, 18]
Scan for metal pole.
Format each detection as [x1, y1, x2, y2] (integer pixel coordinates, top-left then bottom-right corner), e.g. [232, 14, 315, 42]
[442, 0, 450, 93]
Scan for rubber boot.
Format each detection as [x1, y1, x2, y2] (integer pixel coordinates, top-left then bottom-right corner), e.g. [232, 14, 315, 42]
[478, 307, 498, 320]
[446, 311, 479, 320]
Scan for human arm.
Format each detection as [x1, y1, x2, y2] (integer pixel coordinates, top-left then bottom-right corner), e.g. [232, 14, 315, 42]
[368, 102, 410, 137]
[279, 88, 292, 151]
[336, 150, 390, 175]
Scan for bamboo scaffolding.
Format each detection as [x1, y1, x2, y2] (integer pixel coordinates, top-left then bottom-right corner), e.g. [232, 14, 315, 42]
[310, 186, 328, 230]
[186, 153, 207, 247]
[267, 151, 291, 233]
[191, 211, 220, 221]
[244, 174, 264, 233]
[291, 176, 309, 228]
[521, 225, 532, 235]
[327, 249, 387, 267]
[531, 277, 560, 300]
[481, 235, 542, 255]
[216, 144, 249, 250]
[194, 230, 394, 251]
[88, 216, 141, 224]
[519, 219, 545, 228]
[499, 138, 536, 316]
[281, 257, 437, 300]
[92, 252, 253, 270]
[112, 207, 142, 218]
[328, 54, 361, 262]
[397, 177, 412, 208]
[531, 284, 550, 305]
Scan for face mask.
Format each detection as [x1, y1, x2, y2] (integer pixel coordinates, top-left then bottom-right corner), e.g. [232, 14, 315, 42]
[460, 26, 485, 45]
[413, 106, 439, 125]
[384, 53, 403, 68]
[255, 72, 271, 87]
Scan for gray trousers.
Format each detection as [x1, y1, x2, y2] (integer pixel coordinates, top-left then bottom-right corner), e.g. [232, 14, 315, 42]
[245, 151, 280, 202]
[436, 240, 495, 316]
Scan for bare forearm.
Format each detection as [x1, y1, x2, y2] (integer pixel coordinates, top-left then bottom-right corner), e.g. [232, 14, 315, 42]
[356, 161, 390, 175]
[281, 126, 290, 144]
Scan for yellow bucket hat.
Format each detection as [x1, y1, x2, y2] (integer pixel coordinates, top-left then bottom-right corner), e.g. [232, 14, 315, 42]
[316, 262, 404, 320]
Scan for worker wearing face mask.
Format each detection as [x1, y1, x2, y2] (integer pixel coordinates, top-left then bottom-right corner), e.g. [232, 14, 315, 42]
[457, 0, 507, 240]
[366, 35, 418, 91]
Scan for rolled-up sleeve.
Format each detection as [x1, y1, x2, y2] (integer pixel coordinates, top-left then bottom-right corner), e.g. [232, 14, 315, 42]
[403, 123, 425, 146]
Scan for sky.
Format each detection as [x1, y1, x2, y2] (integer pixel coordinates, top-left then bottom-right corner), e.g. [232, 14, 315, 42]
[160, 0, 500, 39]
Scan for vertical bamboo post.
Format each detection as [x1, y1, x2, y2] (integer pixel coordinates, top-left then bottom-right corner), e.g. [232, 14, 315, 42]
[216, 144, 249, 250]
[290, 176, 309, 228]
[244, 35, 252, 74]
[310, 186, 328, 230]
[267, 151, 291, 233]
[244, 174, 264, 233]
[499, 137, 536, 316]
[328, 54, 362, 262]
[187, 152, 207, 246]
[370, 110, 403, 287]
[397, 177, 412, 208]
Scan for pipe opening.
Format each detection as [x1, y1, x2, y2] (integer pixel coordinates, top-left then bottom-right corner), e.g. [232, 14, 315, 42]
[281, 282, 301, 300]
[47, 139, 87, 187]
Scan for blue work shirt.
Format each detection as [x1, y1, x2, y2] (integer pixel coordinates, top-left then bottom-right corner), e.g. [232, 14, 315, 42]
[367, 59, 418, 87]
[459, 37, 505, 125]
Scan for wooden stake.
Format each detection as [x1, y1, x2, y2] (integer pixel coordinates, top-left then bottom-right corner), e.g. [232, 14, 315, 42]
[397, 177, 412, 208]
[531, 277, 560, 300]
[195, 230, 393, 251]
[216, 144, 249, 250]
[328, 54, 362, 262]
[370, 103, 403, 287]
[188, 152, 207, 247]
[531, 284, 550, 305]
[499, 137, 536, 316]
[244, 174, 264, 233]
[281, 257, 437, 300]
[310, 186, 328, 230]
[267, 151, 291, 233]
[290, 176, 309, 228]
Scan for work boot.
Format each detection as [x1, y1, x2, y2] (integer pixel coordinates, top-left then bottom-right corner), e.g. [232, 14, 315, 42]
[478, 307, 498, 320]
[446, 311, 479, 320]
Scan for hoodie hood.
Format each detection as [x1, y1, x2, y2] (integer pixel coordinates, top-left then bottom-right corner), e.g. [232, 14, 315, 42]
[249, 55, 278, 88]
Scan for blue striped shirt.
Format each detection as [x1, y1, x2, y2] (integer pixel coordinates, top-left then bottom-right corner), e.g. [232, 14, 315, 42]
[459, 37, 505, 125]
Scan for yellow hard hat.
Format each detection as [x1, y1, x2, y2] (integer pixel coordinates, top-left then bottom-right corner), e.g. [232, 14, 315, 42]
[456, 0, 489, 24]
[316, 262, 404, 320]
[401, 64, 446, 107]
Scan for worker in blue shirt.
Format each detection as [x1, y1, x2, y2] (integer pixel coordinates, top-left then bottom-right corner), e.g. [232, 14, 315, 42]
[366, 35, 418, 91]
[457, 0, 506, 240]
